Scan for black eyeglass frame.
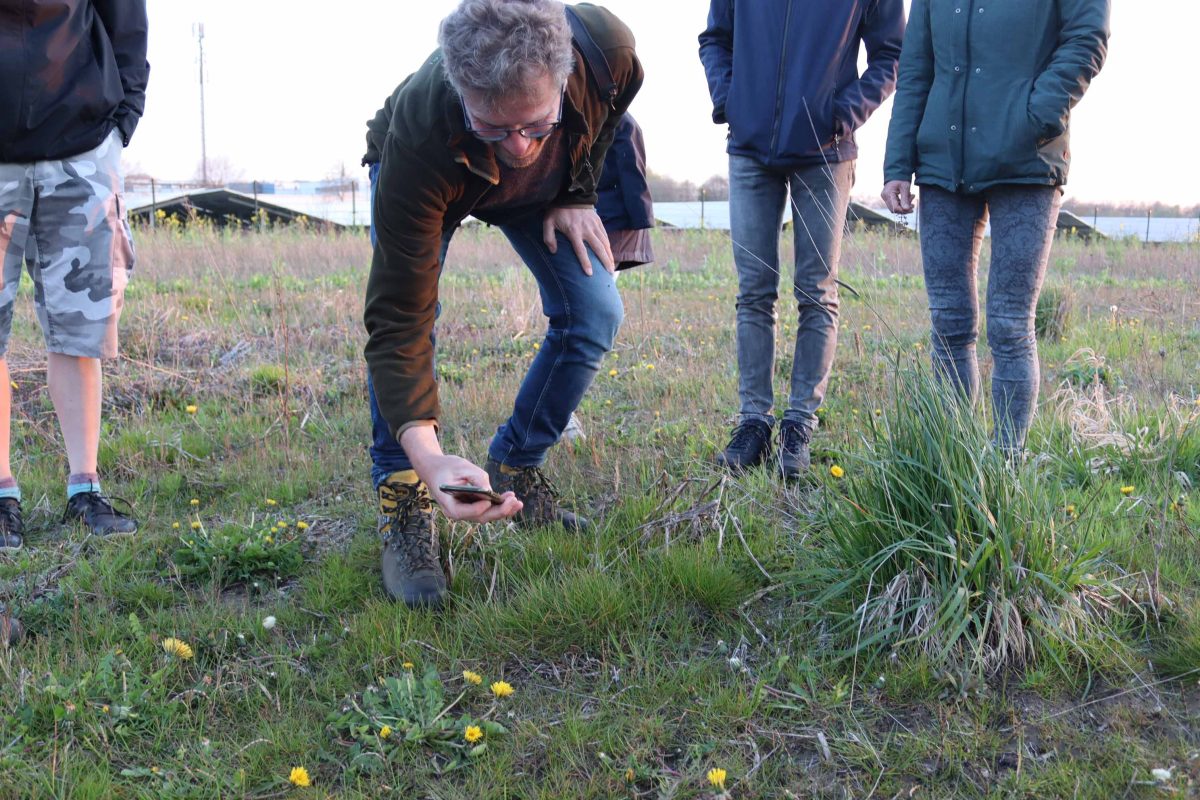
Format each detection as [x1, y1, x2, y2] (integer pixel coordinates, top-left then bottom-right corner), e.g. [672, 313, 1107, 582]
[461, 87, 566, 143]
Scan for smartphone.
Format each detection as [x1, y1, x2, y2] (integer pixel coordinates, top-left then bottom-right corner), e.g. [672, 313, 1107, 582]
[438, 484, 505, 505]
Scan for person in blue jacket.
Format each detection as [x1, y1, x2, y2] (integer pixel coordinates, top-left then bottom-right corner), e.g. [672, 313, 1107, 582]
[699, 0, 905, 480]
[596, 114, 654, 273]
[563, 113, 654, 442]
[882, 0, 1109, 453]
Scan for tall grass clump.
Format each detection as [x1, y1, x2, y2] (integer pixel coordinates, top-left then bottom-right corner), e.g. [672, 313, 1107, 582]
[1035, 284, 1073, 342]
[795, 367, 1122, 676]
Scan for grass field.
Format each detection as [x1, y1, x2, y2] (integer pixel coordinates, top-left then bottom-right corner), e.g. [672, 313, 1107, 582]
[0, 221, 1198, 798]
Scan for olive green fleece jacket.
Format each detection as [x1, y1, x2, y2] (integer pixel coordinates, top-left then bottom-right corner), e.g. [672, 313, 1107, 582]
[883, 0, 1109, 194]
[362, 3, 643, 443]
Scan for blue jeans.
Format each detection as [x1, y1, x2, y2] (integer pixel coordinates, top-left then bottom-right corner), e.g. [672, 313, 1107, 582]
[917, 184, 1061, 450]
[367, 166, 624, 485]
[727, 155, 854, 432]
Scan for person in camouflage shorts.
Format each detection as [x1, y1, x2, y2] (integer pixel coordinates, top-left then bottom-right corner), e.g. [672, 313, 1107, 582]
[0, 0, 149, 609]
[0, 132, 131, 360]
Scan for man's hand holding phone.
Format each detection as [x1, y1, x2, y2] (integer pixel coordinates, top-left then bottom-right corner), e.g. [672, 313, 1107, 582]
[400, 427, 522, 522]
[439, 484, 505, 505]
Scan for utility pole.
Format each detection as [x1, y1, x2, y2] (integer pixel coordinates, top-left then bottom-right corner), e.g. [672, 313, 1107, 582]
[194, 23, 208, 185]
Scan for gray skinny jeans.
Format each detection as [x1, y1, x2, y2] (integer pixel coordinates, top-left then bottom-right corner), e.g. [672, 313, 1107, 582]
[918, 184, 1062, 450]
[728, 155, 855, 432]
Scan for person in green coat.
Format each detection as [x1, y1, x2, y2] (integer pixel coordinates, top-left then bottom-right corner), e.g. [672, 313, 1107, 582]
[882, 0, 1109, 451]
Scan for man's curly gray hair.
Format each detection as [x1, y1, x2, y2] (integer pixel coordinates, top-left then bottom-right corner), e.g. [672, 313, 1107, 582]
[439, 0, 575, 110]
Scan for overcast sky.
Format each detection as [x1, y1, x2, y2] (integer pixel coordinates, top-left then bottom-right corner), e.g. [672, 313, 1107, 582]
[128, 0, 1196, 205]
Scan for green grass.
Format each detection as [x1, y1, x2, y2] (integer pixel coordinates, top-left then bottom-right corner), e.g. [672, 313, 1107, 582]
[0, 226, 1197, 798]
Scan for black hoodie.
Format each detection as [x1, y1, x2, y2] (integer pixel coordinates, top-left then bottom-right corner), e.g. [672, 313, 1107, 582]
[0, 0, 149, 162]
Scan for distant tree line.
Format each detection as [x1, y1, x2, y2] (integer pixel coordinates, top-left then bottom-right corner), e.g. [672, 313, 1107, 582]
[1062, 201, 1200, 218]
[647, 171, 730, 202]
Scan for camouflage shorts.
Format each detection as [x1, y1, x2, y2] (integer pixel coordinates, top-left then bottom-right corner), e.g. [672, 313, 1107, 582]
[0, 129, 133, 358]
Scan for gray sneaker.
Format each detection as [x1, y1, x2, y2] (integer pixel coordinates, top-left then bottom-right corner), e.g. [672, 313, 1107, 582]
[378, 475, 447, 609]
[485, 459, 591, 532]
[64, 491, 137, 537]
[562, 412, 586, 442]
[1, 612, 22, 648]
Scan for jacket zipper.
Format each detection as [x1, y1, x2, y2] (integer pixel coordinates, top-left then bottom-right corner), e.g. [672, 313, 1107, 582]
[768, 0, 795, 159]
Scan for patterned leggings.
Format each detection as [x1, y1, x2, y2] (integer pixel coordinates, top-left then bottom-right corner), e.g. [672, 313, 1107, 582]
[918, 184, 1062, 450]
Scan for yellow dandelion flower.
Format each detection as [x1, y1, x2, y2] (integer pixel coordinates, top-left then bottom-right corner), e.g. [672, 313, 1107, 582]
[490, 680, 514, 698]
[190, 521, 202, 530]
[185, 404, 198, 414]
[288, 766, 311, 787]
[162, 638, 194, 660]
[707, 767, 727, 789]
[402, 661, 414, 670]
[296, 521, 309, 530]
[101, 704, 110, 714]
[172, 521, 181, 529]
[1120, 485, 1134, 496]
[608, 368, 618, 377]
[830, 465, 845, 478]
[190, 498, 200, 506]
[1065, 504, 1077, 516]
[266, 498, 277, 506]
[379, 725, 393, 739]
[463, 669, 483, 685]
[625, 767, 635, 782]
[264, 536, 273, 544]
[645, 363, 655, 370]
[464, 725, 483, 743]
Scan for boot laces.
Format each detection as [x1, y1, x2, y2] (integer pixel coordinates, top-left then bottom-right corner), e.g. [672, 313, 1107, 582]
[379, 483, 437, 569]
[780, 422, 811, 453]
[728, 421, 769, 452]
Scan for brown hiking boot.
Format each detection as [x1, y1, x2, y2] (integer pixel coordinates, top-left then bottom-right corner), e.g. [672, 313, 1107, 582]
[0, 497, 23, 551]
[378, 471, 446, 609]
[484, 458, 590, 531]
[1, 612, 22, 648]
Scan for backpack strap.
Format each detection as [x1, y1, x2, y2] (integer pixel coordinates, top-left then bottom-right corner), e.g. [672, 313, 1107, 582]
[565, 6, 619, 107]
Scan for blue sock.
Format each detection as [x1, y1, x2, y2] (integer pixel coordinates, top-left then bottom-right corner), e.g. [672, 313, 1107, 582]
[68, 473, 101, 499]
[0, 478, 19, 503]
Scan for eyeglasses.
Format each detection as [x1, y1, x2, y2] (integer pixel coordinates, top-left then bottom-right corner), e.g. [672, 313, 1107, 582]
[461, 88, 565, 143]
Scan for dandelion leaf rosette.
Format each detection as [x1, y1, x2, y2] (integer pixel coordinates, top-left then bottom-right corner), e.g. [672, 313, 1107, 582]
[328, 666, 507, 772]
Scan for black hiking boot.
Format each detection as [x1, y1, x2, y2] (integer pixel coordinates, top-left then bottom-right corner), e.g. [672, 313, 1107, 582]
[778, 420, 812, 481]
[716, 419, 773, 472]
[64, 491, 138, 537]
[484, 459, 591, 532]
[378, 472, 447, 609]
[0, 497, 23, 551]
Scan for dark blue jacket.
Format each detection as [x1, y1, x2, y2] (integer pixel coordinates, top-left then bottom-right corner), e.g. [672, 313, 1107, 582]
[596, 114, 654, 232]
[699, 0, 905, 170]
